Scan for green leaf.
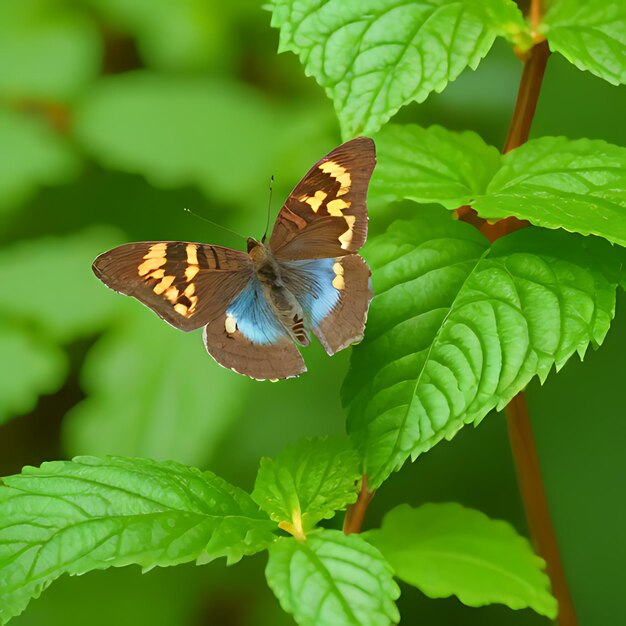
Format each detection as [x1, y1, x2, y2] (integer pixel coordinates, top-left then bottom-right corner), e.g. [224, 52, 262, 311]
[344, 207, 619, 487]
[464, 0, 534, 51]
[472, 136, 626, 248]
[375, 127, 626, 249]
[0, 322, 67, 424]
[371, 124, 501, 209]
[0, 456, 275, 624]
[252, 437, 360, 536]
[0, 228, 123, 342]
[73, 72, 335, 208]
[541, 0, 626, 86]
[0, 108, 79, 215]
[63, 307, 248, 467]
[270, 0, 495, 137]
[0, 0, 101, 99]
[266, 530, 400, 626]
[365, 503, 557, 617]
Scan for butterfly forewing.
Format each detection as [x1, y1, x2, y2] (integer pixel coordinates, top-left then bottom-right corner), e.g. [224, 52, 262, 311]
[93, 242, 253, 331]
[269, 136, 376, 260]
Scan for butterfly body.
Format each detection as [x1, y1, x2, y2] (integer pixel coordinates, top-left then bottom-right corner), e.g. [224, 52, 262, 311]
[242, 237, 310, 346]
[93, 137, 376, 380]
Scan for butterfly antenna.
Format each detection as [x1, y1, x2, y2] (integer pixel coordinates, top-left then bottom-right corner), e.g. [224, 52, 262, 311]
[261, 175, 274, 244]
[183, 208, 247, 242]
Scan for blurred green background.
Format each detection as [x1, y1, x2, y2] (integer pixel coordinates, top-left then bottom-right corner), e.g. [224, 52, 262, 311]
[1, 1, 624, 624]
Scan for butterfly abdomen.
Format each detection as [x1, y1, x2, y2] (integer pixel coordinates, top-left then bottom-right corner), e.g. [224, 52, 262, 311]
[249, 242, 310, 347]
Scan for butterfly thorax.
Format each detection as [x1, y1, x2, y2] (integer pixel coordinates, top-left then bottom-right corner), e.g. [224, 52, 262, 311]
[247, 238, 310, 346]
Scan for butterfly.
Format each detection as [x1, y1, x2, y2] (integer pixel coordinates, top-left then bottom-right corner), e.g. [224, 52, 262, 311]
[93, 137, 376, 380]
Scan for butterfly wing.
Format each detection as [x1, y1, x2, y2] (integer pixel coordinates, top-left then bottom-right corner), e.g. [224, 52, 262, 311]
[93, 241, 253, 331]
[93, 241, 306, 379]
[268, 137, 375, 260]
[281, 255, 372, 355]
[203, 274, 306, 380]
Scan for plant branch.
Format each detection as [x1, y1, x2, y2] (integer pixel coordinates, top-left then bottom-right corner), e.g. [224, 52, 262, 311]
[530, 0, 543, 35]
[506, 394, 578, 626]
[343, 475, 375, 534]
[502, 39, 550, 154]
[455, 25, 578, 624]
[476, 32, 578, 626]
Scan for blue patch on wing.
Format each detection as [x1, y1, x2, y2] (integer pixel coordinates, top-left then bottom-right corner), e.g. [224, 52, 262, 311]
[281, 258, 340, 327]
[226, 277, 286, 345]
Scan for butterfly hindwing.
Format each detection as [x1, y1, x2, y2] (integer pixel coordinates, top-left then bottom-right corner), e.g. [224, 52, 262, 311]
[93, 242, 253, 331]
[280, 255, 372, 355]
[202, 273, 307, 379]
[269, 136, 375, 260]
[203, 313, 306, 380]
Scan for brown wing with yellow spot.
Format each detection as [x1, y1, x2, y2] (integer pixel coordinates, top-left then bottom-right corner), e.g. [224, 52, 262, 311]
[93, 241, 253, 331]
[269, 137, 376, 260]
[313, 255, 372, 355]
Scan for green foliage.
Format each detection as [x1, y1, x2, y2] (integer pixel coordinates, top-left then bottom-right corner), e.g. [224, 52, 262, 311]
[86, 0, 246, 72]
[473, 136, 626, 247]
[252, 437, 360, 536]
[74, 71, 334, 207]
[266, 530, 400, 626]
[0, 108, 79, 215]
[374, 125, 626, 247]
[365, 503, 557, 617]
[270, 0, 495, 137]
[464, 0, 533, 50]
[0, 228, 123, 343]
[2, 0, 626, 624]
[541, 0, 626, 86]
[344, 208, 620, 487]
[62, 307, 248, 466]
[0, 456, 275, 624]
[0, 324, 67, 424]
[0, 0, 101, 100]
[371, 123, 500, 209]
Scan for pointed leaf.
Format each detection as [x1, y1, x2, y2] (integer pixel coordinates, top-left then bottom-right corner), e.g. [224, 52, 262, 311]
[541, 0, 626, 86]
[371, 124, 501, 209]
[0, 456, 275, 624]
[252, 437, 360, 536]
[365, 503, 557, 617]
[266, 530, 399, 626]
[472, 136, 626, 248]
[344, 208, 619, 487]
[375, 127, 626, 250]
[270, 0, 494, 137]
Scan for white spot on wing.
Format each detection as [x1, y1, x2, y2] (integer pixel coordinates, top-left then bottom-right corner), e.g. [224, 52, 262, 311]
[225, 313, 237, 334]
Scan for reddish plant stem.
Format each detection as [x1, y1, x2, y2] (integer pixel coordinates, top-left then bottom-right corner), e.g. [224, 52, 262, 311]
[343, 476, 375, 534]
[502, 39, 550, 154]
[530, 0, 543, 35]
[506, 394, 578, 626]
[474, 34, 579, 626]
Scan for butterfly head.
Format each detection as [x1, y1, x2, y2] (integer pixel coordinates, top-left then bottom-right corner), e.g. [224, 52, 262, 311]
[246, 237, 260, 253]
[247, 237, 269, 264]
